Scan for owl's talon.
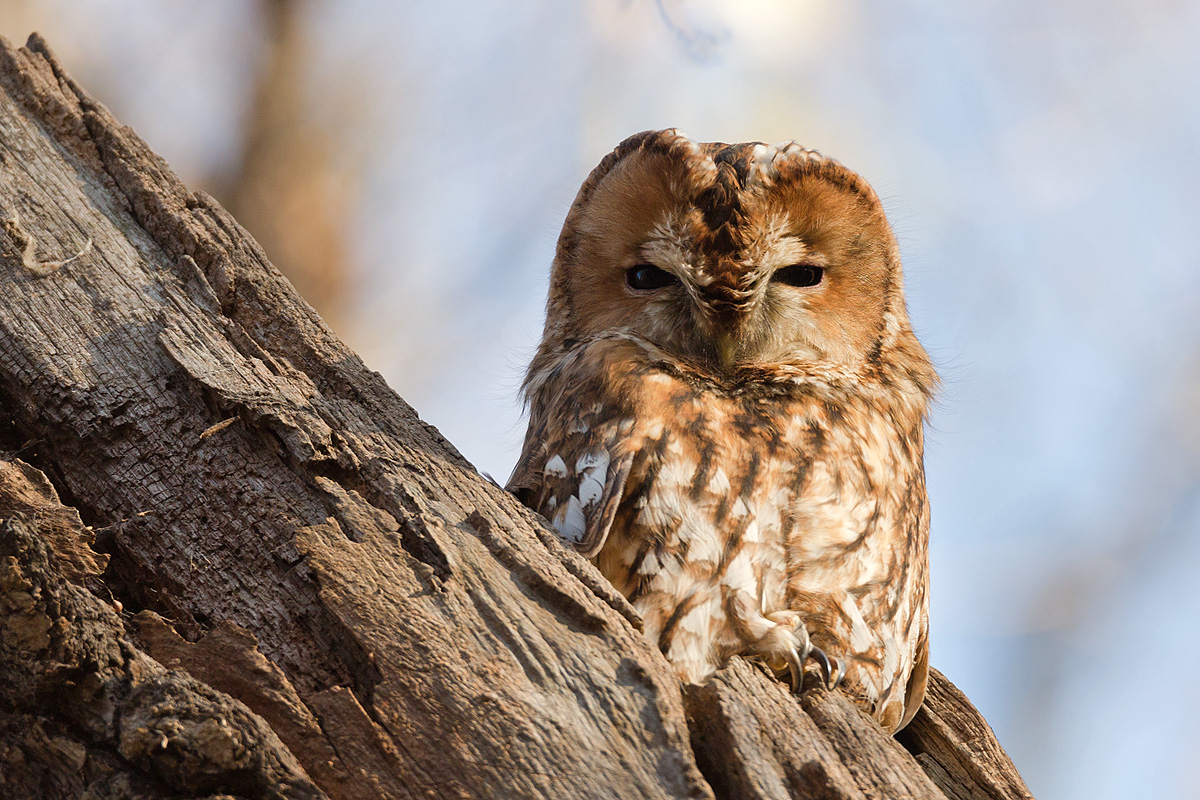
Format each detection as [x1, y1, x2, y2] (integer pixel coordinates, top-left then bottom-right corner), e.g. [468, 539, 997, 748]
[783, 646, 805, 692]
[829, 656, 846, 690]
[764, 612, 847, 694]
[809, 646, 834, 689]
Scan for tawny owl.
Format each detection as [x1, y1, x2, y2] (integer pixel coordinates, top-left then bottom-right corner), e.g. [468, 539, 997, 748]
[509, 129, 937, 733]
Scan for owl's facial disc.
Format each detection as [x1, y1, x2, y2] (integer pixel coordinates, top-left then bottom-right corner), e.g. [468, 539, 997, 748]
[559, 137, 902, 376]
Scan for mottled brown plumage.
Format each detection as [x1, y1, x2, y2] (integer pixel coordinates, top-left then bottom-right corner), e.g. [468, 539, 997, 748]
[509, 130, 937, 733]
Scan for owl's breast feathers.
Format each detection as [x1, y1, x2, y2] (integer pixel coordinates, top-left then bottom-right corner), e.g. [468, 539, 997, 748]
[509, 332, 931, 731]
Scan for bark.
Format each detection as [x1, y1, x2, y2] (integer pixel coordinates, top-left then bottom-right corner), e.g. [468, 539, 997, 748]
[0, 32, 1033, 800]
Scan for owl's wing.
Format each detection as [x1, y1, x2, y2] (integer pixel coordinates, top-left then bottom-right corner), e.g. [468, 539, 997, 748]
[507, 407, 633, 559]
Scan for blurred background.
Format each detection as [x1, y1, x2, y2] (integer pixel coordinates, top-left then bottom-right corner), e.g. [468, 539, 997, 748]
[1, 1, 1196, 796]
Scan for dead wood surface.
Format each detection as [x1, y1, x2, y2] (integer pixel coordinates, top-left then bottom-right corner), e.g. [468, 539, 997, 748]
[0, 32, 1033, 800]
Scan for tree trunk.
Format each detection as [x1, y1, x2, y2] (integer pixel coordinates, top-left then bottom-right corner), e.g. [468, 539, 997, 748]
[0, 33, 1033, 800]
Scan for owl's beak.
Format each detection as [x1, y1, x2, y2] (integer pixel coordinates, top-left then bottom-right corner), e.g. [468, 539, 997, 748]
[715, 330, 740, 368]
[704, 304, 754, 369]
[697, 279, 756, 369]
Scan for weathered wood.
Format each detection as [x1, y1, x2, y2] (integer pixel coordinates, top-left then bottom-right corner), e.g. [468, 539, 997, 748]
[686, 659, 876, 800]
[896, 670, 1035, 800]
[0, 461, 325, 800]
[0, 32, 1033, 800]
[801, 681, 946, 799]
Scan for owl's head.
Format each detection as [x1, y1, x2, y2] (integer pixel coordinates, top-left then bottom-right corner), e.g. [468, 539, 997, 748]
[538, 129, 930, 382]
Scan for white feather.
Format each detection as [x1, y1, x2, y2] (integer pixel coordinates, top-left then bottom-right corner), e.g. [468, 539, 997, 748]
[841, 594, 875, 652]
[577, 473, 604, 509]
[554, 495, 587, 544]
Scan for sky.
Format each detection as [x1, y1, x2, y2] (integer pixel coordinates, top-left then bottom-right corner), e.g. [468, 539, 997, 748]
[1, 2, 1197, 797]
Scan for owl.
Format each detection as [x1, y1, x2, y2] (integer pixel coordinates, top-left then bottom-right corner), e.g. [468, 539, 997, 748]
[508, 130, 937, 733]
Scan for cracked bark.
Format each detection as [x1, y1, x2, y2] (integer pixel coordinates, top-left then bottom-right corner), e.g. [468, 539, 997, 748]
[0, 32, 1033, 800]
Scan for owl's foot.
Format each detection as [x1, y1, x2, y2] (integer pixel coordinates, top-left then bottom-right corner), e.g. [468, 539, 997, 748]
[799, 646, 846, 692]
[761, 611, 845, 692]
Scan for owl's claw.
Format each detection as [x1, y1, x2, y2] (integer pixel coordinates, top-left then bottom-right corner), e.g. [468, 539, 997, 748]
[795, 644, 842, 691]
[782, 639, 812, 692]
[829, 656, 846, 690]
[809, 646, 834, 688]
[765, 612, 844, 693]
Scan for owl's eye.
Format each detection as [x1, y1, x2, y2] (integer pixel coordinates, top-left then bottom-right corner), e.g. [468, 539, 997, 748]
[625, 264, 680, 291]
[773, 264, 824, 288]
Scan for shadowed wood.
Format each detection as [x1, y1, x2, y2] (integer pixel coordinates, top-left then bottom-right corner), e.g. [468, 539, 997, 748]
[0, 493, 326, 800]
[0, 32, 1033, 800]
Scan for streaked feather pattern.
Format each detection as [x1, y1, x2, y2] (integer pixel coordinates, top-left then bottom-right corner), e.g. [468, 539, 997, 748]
[510, 130, 936, 733]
